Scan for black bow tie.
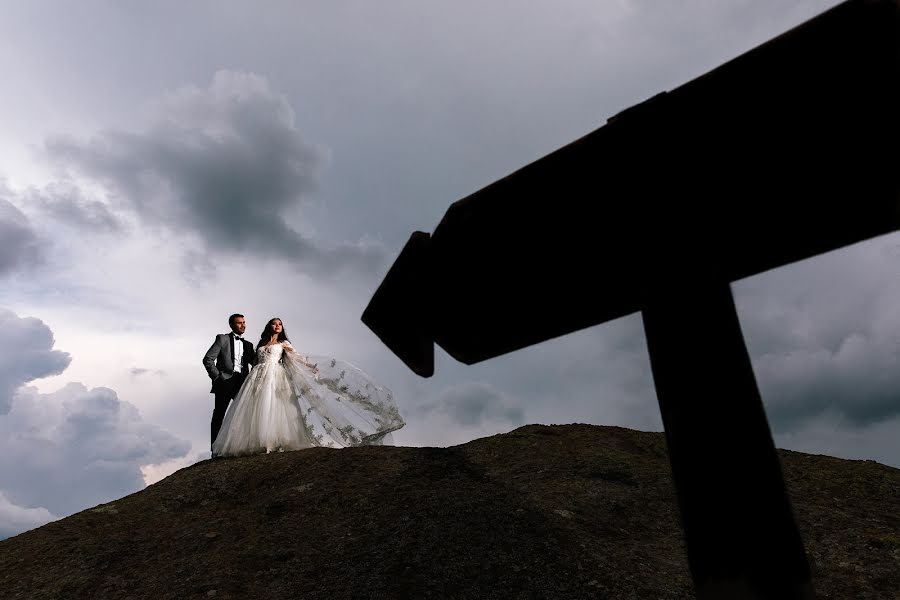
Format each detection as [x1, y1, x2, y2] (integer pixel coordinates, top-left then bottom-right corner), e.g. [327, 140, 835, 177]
[233, 335, 243, 341]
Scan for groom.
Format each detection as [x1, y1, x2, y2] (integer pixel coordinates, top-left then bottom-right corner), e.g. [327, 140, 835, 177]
[203, 313, 257, 454]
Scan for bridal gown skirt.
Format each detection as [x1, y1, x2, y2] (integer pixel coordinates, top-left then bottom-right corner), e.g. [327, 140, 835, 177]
[212, 343, 404, 457]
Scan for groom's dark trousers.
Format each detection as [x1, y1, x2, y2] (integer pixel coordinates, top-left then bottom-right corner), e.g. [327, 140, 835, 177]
[204, 332, 256, 449]
[211, 373, 246, 447]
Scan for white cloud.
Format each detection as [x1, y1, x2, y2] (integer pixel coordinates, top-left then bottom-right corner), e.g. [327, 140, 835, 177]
[0, 308, 70, 414]
[0, 309, 190, 539]
[0, 490, 56, 540]
[0, 382, 190, 523]
[140, 451, 207, 486]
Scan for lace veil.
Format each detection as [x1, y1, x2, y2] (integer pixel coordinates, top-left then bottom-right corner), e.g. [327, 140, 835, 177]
[281, 349, 405, 447]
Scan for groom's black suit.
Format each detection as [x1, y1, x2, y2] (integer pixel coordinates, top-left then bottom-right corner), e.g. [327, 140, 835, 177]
[203, 332, 257, 448]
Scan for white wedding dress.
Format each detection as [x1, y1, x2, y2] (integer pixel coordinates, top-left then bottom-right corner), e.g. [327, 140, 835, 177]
[212, 342, 404, 457]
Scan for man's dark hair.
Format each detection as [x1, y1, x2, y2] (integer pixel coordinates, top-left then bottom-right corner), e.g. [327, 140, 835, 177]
[228, 313, 245, 327]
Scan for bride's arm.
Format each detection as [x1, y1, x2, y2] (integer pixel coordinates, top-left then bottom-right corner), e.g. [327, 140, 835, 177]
[280, 341, 317, 374]
[280, 340, 318, 371]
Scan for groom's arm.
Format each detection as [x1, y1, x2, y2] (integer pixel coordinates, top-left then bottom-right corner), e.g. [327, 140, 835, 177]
[248, 341, 258, 368]
[203, 337, 222, 380]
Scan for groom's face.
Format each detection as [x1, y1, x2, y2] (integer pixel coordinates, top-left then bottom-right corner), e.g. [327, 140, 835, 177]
[231, 317, 246, 335]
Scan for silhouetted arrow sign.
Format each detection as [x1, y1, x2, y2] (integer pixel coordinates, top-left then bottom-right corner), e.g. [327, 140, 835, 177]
[363, 1, 899, 598]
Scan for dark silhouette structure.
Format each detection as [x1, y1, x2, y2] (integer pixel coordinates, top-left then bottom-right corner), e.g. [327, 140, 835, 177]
[362, 1, 900, 597]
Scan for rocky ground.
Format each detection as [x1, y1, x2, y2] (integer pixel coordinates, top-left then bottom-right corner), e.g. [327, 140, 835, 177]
[1, 424, 897, 599]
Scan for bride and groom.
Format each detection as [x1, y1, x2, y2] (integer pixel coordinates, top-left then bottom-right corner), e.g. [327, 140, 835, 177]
[203, 314, 404, 458]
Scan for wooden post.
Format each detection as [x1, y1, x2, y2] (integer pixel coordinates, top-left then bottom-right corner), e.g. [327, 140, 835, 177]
[642, 280, 814, 599]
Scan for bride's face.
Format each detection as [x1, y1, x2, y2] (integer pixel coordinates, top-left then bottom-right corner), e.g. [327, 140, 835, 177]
[271, 320, 283, 334]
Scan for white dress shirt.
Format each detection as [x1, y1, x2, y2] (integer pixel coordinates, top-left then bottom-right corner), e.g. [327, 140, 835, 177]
[232, 333, 244, 374]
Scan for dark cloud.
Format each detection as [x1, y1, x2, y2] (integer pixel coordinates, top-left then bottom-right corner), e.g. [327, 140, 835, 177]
[451, 315, 660, 433]
[0, 382, 190, 533]
[128, 367, 165, 377]
[25, 180, 123, 233]
[43, 70, 386, 278]
[0, 309, 71, 414]
[0, 196, 42, 277]
[416, 382, 525, 427]
[774, 414, 900, 468]
[754, 331, 900, 430]
[736, 238, 900, 432]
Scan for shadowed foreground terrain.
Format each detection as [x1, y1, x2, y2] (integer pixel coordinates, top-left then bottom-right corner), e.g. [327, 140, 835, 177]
[1, 424, 898, 599]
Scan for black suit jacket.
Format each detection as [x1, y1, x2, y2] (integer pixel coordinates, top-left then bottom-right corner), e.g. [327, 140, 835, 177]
[202, 333, 257, 393]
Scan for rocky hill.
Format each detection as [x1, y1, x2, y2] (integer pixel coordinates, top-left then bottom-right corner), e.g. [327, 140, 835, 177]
[1, 424, 897, 599]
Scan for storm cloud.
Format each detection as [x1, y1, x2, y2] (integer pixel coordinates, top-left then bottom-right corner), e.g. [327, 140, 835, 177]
[0, 195, 42, 278]
[25, 180, 124, 233]
[736, 238, 900, 434]
[44, 70, 386, 278]
[415, 382, 526, 428]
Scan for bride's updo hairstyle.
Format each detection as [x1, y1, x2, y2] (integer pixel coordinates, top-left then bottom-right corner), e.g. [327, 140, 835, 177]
[257, 317, 289, 349]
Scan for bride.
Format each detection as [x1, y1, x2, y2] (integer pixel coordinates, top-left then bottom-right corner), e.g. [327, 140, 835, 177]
[212, 317, 404, 457]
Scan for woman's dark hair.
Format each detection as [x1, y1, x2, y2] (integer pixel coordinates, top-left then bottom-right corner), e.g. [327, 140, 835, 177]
[257, 317, 289, 349]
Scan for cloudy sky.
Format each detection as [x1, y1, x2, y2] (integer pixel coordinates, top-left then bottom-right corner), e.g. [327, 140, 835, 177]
[2, 0, 898, 539]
